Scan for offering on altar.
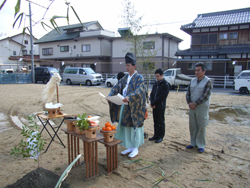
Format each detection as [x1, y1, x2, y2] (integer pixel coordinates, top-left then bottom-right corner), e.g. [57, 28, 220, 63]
[100, 122, 117, 142]
[101, 122, 116, 132]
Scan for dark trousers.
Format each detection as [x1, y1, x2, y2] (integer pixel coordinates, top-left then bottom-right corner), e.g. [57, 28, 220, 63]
[153, 109, 165, 139]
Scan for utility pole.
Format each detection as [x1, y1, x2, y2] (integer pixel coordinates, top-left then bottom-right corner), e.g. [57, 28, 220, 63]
[29, 2, 35, 83]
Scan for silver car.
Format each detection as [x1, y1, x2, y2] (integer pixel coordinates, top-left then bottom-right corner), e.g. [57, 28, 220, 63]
[63, 67, 103, 86]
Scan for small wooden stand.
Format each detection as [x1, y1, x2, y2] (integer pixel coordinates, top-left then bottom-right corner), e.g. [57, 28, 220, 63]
[98, 138, 122, 174]
[61, 128, 104, 180]
[64, 119, 76, 131]
[86, 126, 100, 139]
[46, 108, 59, 118]
[75, 127, 86, 134]
[100, 130, 117, 142]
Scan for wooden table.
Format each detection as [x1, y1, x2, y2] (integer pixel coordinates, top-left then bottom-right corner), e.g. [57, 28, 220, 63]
[61, 128, 104, 180]
[37, 113, 67, 152]
[98, 138, 122, 174]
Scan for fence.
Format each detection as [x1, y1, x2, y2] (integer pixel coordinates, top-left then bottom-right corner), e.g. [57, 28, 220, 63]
[0, 73, 32, 84]
[206, 75, 236, 88]
[0, 73, 235, 88]
[102, 73, 235, 88]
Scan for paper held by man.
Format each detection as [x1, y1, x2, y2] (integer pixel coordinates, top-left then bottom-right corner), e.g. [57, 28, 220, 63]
[99, 92, 128, 105]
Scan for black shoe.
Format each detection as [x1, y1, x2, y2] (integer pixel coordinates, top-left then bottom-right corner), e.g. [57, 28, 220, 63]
[149, 136, 157, 141]
[155, 138, 163, 143]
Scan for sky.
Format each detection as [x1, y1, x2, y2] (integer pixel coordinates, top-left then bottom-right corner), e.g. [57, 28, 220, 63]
[0, 0, 250, 50]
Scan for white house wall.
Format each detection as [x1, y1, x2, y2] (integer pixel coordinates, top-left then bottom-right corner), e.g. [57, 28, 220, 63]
[164, 38, 178, 59]
[0, 40, 10, 65]
[143, 36, 162, 57]
[100, 39, 111, 56]
[112, 39, 130, 59]
[113, 36, 163, 59]
[39, 38, 112, 59]
[12, 34, 39, 55]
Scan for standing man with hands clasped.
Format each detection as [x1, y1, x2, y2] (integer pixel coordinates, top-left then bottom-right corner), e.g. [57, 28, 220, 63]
[149, 68, 169, 143]
[186, 62, 213, 153]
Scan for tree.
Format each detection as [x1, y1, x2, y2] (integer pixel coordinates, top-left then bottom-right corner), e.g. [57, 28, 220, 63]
[120, 0, 158, 98]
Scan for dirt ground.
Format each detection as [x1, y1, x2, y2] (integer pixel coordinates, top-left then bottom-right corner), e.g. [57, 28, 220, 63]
[0, 84, 250, 188]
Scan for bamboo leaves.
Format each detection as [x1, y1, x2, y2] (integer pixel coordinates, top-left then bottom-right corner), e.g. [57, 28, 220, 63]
[14, 0, 21, 17]
[1, 1, 84, 35]
[13, 12, 24, 29]
[10, 114, 46, 162]
[70, 6, 84, 28]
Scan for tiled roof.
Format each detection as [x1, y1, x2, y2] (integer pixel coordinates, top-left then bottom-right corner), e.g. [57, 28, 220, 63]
[34, 21, 101, 44]
[181, 7, 250, 29]
[175, 45, 250, 56]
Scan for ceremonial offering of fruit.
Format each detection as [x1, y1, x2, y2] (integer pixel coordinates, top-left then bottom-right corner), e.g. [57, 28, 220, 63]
[100, 122, 117, 142]
[101, 122, 116, 132]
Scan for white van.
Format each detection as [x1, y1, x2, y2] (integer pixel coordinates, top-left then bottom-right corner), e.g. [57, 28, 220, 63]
[63, 67, 103, 86]
[234, 70, 250, 94]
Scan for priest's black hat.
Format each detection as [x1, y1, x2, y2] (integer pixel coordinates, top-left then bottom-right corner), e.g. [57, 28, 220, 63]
[125, 52, 136, 65]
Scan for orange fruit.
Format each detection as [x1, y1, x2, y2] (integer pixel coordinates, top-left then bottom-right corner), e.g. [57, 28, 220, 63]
[102, 127, 107, 131]
[105, 122, 111, 127]
[106, 127, 112, 132]
[111, 125, 116, 130]
[88, 115, 92, 118]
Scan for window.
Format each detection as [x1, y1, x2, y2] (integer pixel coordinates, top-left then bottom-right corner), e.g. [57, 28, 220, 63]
[239, 72, 250, 79]
[24, 40, 28, 44]
[42, 48, 53, 55]
[220, 33, 228, 39]
[209, 34, 217, 44]
[143, 62, 155, 70]
[192, 34, 217, 45]
[188, 63, 195, 70]
[205, 62, 212, 70]
[64, 69, 77, 74]
[192, 35, 200, 45]
[229, 32, 238, 39]
[164, 70, 173, 76]
[79, 69, 85, 74]
[74, 45, 76, 49]
[143, 41, 155, 49]
[13, 51, 16, 55]
[82, 44, 90, 52]
[248, 61, 250, 70]
[60, 46, 69, 52]
[201, 34, 208, 44]
[22, 50, 27, 55]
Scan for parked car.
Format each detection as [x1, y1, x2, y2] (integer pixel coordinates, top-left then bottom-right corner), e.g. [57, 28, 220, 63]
[4, 69, 14, 74]
[105, 72, 128, 87]
[234, 70, 250, 94]
[163, 68, 192, 89]
[35, 67, 59, 84]
[63, 67, 103, 86]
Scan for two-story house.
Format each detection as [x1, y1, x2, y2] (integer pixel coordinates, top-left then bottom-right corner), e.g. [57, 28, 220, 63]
[34, 21, 114, 73]
[175, 7, 250, 77]
[111, 31, 182, 73]
[0, 33, 39, 71]
[34, 21, 182, 73]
